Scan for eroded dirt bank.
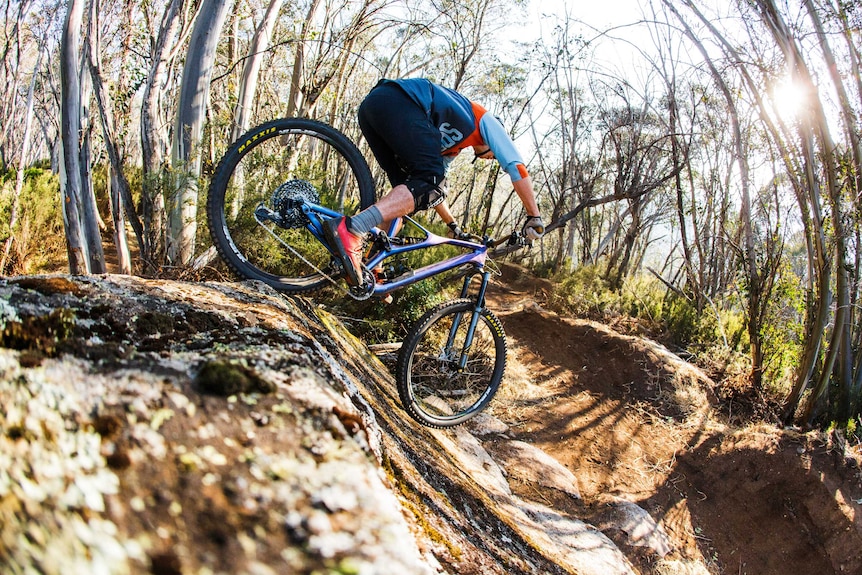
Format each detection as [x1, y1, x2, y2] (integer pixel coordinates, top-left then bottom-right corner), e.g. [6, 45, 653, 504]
[484, 263, 862, 575]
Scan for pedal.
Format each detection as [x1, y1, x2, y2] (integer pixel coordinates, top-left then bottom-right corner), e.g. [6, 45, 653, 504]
[347, 268, 375, 301]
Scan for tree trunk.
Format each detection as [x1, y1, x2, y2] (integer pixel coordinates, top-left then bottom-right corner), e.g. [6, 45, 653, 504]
[87, 0, 137, 273]
[169, 0, 235, 265]
[77, 70, 107, 275]
[669, 0, 764, 389]
[59, 0, 89, 274]
[140, 0, 184, 268]
[0, 0, 33, 171]
[107, 167, 132, 273]
[285, 0, 322, 117]
[804, 0, 861, 420]
[754, 0, 852, 424]
[1, 33, 46, 274]
[664, 81, 702, 307]
[231, 0, 285, 141]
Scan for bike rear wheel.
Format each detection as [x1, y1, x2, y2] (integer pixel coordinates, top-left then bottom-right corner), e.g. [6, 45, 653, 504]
[396, 299, 507, 427]
[207, 118, 375, 293]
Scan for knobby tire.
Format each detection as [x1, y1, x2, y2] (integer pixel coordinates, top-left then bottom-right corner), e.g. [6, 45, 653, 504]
[396, 299, 507, 427]
[207, 118, 375, 293]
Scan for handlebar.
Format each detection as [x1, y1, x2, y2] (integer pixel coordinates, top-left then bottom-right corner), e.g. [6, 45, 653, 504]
[436, 223, 533, 259]
[487, 230, 531, 257]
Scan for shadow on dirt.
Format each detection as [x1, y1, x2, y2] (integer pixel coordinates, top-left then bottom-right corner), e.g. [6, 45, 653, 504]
[485, 263, 862, 575]
[645, 434, 862, 575]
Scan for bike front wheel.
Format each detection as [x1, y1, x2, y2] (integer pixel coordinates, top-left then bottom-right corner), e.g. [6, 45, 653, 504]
[396, 299, 507, 428]
[207, 118, 375, 293]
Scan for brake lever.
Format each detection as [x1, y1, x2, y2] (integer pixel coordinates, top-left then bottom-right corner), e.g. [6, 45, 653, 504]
[487, 230, 532, 257]
[508, 231, 531, 247]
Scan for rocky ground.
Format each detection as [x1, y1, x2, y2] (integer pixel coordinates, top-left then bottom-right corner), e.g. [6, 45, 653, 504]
[1, 269, 860, 574]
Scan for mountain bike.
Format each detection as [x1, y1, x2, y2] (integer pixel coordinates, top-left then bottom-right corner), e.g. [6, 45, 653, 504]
[206, 117, 530, 427]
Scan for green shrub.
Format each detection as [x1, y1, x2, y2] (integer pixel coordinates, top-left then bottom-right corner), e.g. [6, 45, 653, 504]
[617, 273, 665, 324]
[758, 261, 805, 395]
[335, 275, 450, 343]
[0, 166, 64, 274]
[547, 263, 610, 319]
[660, 294, 700, 346]
[546, 263, 752, 362]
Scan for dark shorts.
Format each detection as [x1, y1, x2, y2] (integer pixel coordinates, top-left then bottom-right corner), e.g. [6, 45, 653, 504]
[358, 82, 446, 211]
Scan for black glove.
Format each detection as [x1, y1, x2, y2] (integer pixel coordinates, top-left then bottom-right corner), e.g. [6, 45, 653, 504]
[447, 221, 464, 239]
[522, 216, 545, 240]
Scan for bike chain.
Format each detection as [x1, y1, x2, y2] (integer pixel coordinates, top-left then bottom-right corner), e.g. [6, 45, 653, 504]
[255, 213, 350, 295]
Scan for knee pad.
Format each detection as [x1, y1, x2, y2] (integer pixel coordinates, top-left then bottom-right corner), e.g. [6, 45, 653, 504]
[406, 177, 446, 213]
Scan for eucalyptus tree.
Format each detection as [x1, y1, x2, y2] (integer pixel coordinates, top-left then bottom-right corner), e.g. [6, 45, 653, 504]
[596, 90, 680, 289]
[686, 89, 740, 302]
[58, 0, 89, 273]
[139, 0, 193, 267]
[525, 8, 691, 283]
[0, 0, 35, 169]
[0, 1, 57, 274]
[87, 0, 141, 274]
[745, 0, 861, 424]
[230, 0, 287, 141]
[426, 0, 515, 90]
[292, 0, 390, 124]
[168, 0, 235, 266]
[803, 0, 862, 421]
[520, 17, 602, 272]
[661, 0, 861, 424]
[658, 0, 779, 388]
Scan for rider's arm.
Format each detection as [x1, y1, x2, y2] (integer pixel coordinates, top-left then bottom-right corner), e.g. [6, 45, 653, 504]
[479, 115, 540, 218]
[434, 200, 456, 225]
[479, 114, 527, 182]
[513, 176, 541, 218]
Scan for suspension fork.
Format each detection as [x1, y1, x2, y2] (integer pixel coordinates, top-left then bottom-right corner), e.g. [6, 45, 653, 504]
[446, 269, 492, 370]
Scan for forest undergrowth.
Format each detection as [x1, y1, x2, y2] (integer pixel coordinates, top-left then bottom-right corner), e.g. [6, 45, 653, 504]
[3, 166, 859, 449]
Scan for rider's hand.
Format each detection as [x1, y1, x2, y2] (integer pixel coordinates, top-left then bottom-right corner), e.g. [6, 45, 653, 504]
[447, 221, 464, 239]
[522, 216, 545, 241]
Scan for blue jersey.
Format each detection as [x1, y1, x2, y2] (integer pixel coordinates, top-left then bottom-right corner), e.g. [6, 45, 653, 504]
[381, 78, 528, 182]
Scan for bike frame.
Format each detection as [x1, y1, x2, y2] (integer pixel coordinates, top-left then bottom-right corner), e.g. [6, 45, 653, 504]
[300, 201, 493, 300]
[298, 200, 495, 365]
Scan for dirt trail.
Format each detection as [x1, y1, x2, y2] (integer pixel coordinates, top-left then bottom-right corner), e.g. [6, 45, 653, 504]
[483, 263, 862, 575]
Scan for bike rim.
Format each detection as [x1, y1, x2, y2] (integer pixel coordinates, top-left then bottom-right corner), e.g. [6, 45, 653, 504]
[407, 308, 504, 424]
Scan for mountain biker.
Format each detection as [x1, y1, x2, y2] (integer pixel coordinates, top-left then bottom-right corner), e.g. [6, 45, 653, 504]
[324, 78, 545, 286]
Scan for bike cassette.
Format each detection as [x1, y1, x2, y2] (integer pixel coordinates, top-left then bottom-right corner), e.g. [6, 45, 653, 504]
[270, 179, 319, 228]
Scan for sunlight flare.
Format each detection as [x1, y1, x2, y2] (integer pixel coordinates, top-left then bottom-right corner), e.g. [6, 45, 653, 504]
[770, 76, 809, 122]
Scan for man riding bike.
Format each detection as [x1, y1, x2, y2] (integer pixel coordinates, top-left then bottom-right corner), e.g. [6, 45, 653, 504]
[324, 78, 545, 286]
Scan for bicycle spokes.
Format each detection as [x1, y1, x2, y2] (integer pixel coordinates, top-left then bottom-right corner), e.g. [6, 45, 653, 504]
[207, 118, 374, 293]
[397, 299, 506, 427]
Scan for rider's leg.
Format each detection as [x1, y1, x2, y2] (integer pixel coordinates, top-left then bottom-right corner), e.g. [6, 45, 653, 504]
[358, 82, 444, 187]
[328, 82, 445, 284]
[356, 82, 444, 222]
